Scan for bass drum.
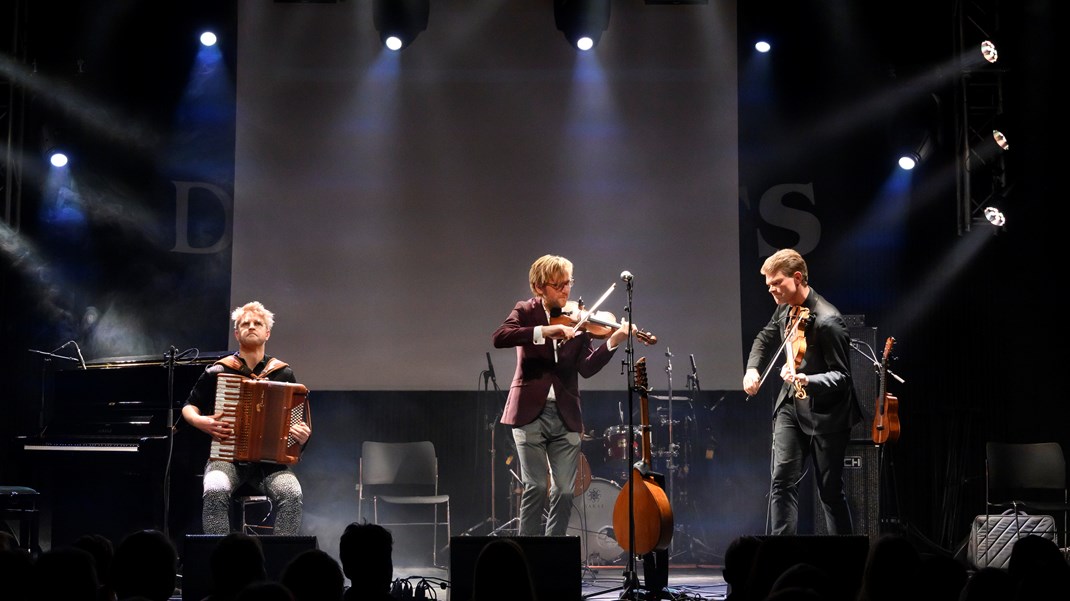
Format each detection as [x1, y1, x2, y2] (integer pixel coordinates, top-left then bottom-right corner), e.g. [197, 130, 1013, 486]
[567, 477, 624, 566]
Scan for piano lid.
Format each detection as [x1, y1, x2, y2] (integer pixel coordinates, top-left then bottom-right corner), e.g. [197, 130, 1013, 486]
[40, 351, 229, 437]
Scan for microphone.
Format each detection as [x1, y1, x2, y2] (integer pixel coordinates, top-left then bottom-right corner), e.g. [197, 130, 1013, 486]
[689, 353, 701, 392]
[620, 270, 633, 282]
[485, 351, 497, 387]
[72, 341, 87, 370]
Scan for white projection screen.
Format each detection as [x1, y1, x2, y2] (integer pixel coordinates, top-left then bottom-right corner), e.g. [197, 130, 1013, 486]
[232, 1, 741, 391]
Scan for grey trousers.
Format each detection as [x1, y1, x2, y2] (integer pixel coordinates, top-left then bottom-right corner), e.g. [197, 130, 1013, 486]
[512, 400, 581, 536]
[201, 460, 304, 535]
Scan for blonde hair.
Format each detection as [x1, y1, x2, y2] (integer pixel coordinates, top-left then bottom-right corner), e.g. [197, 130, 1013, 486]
[528, 255, 572, 297]
[231, 301, 275, 331]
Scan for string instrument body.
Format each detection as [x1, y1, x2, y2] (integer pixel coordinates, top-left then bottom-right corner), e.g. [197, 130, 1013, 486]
[612, 357, 674, 555]
[872, 336, 901, 444]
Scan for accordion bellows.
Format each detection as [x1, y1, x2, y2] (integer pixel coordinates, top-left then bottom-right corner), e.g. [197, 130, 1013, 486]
[210, 373, 310, 464]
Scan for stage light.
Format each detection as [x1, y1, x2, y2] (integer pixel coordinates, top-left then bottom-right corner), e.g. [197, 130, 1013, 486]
[983, 206, 1005, 227]
[49, 151, 68, 167]
[373, 0, 429, 52]
[892, 94, 941, 171]
[980, 40, 998, 64]
[896, 129, 935, 171]
[41, 126, 71, 168]
[554, 0, 611, 51]
[200, 31, 218, 47]
[755, 40, 771, 53]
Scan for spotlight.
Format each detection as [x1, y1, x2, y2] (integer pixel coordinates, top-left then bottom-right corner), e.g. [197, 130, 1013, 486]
[555, 0, 611, 51]
[969, 123, 1010, 167]
[755, 40, 771, 53]
[892, 94, 940, 170]
[980, 40, 998, 64]
[373, 0, 429, 52]
[41, 126, 71, 168]
[200, 31, 218, 47]
[49, 151, 69, 168]
[983, 206, 1006, 227]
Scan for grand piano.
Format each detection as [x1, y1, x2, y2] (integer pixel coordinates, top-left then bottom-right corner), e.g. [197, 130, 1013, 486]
[17, 352, 224, 548]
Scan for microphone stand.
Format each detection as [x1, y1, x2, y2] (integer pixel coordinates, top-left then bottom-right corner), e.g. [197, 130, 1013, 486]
[663, 348, 677, 559]
[619, 275, 641, 601]
[163, 346, 177, 538]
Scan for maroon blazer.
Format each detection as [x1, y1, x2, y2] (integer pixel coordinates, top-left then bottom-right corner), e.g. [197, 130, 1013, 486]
[492, 297, 618, 433]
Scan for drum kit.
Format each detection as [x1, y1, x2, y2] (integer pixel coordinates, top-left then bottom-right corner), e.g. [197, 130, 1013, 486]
[566, 394, 697, 566]
[493, 392, 703, 566]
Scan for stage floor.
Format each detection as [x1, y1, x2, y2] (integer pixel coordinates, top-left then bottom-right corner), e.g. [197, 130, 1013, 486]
[384, 564, 728, 601]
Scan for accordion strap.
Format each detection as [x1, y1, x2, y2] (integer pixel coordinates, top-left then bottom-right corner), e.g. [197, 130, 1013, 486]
[215, 355, 290, 379]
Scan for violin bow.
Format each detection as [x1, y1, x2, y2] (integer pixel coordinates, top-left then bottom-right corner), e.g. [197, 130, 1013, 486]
[570, 282, 616, 335]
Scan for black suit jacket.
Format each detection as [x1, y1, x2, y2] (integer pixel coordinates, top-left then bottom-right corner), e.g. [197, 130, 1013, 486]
[746, 288, 862, 435]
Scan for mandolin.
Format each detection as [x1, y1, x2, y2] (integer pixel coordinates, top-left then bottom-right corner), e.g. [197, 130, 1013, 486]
[871, 336, 900, 445]
[612, 357, 674, 555]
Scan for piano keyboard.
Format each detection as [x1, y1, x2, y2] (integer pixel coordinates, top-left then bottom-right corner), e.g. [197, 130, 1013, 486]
[24, 442, 139, 452]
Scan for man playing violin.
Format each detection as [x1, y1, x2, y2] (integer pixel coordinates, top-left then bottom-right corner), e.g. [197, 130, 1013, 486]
[742, 248, 862, 535]
[493, 254, 631, 536]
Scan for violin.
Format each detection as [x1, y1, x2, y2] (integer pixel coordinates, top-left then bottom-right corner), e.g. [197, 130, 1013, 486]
[784, 306, 813, 399]
[550, 299, 658, 346]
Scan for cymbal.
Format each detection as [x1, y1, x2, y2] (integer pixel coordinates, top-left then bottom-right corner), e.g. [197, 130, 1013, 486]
[651, 395, 691, 401]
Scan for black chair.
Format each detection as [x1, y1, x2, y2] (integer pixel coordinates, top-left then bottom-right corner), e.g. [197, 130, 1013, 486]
[357, 441, 451, 567]
[985, 442, 1070, 550]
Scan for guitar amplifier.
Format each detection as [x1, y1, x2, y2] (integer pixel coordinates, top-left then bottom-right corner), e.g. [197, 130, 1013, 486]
[846, 320, 879, 442]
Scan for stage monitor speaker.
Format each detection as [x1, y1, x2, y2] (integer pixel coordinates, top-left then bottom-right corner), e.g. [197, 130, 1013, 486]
[814, 442, 880, 540]
[752, 535, 869, 601]
[181, 534, 318, 601]
[449, 536, 581, 601]
[844, 319, 879, 442]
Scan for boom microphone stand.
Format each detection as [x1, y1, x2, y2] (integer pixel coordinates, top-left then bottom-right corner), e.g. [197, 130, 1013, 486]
[618, 271, 642, 600]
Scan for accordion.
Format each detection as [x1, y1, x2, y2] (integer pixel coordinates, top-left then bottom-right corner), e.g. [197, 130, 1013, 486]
[210, 372, 310, 465]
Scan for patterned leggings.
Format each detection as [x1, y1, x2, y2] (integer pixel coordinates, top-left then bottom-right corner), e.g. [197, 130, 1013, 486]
[201, 460, 304, 535]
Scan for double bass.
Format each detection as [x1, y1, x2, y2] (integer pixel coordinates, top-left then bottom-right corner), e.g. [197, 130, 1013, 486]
[612, 357, 674, 555]
[871, 337, 900, 444]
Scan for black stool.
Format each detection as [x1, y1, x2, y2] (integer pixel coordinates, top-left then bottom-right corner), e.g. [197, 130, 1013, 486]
[0, 486, 40, 554]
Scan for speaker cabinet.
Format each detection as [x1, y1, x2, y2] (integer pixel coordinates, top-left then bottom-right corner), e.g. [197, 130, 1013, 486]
[752, 535, 869, 601]
[181, 535, 318, 601]
[846, 321, 880, 442]
[449, 536, 580, 601]
[814, 442, 880, 540]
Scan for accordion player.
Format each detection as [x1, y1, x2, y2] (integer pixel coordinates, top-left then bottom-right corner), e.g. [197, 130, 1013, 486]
[210, 372, 311, 465]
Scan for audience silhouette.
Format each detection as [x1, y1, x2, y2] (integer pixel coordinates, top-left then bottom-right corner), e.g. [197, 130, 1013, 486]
[203, 532, 268, 601]
[110, 529, 179, 601]
[280, 548, 344, 601]
[767, 562, 833, 600]
[29, 546, 101, 601]
[856, 533, 922, 601]
[0, 547, 34, 601]
[723, 534, 762, 601]
[339, 522, 395, 601]
[469, 537, 539, 601]
[959, 566, 1015, 601]
[233, 582, 294, 601]
[1005, 533, 1070, 600]
[72, 533, 116, 601]
[10, 521, 1070, 601]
